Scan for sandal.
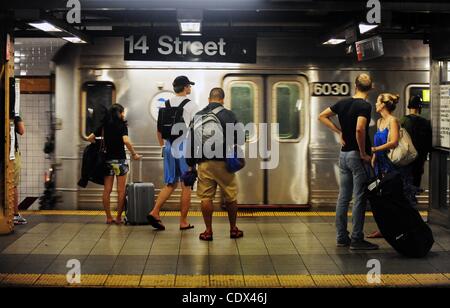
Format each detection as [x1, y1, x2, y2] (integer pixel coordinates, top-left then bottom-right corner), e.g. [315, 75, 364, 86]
[230, 228, 244, 239]
[180, 224, 194, 230]
[146, 214, 165, 230]
[199, 231, 213, 241]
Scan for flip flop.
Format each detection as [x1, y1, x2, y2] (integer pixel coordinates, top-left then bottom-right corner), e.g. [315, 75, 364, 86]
[180, 224, 194, 230]
[230, 228, 244, 239]
[367, 230, 383, 238]
[146, 214, 165, 230]
[199, 231, 213, 241]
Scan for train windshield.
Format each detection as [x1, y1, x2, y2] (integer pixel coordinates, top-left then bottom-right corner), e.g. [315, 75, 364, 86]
[81, 81, 115, 137]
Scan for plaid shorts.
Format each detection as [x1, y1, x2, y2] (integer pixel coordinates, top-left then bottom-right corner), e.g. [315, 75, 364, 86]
[105, 159, 129, 176]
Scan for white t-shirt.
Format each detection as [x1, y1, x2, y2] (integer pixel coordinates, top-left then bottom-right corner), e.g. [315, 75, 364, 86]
[168, 95, 200, 127]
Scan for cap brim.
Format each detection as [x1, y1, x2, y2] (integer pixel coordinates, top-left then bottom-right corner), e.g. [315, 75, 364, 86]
[189, 81, 195, 85]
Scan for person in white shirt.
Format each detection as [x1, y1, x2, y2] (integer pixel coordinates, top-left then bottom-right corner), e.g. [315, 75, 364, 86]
[147, 76, 200, 231]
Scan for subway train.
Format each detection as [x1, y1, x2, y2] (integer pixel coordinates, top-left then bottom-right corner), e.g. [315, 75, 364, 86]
[52, 36, 430, 210]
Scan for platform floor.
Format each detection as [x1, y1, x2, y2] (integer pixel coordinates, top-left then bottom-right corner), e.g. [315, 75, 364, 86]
[0, 211, 449, 288]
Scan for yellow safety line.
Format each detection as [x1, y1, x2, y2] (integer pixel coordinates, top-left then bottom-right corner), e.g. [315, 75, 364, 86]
[21, 210, 428, 217]
[0, 273, 447, 287]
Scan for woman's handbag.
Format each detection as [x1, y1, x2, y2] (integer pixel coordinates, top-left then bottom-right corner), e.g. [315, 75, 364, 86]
[388, 127, 418, 166]
[93, 129, 107, 183]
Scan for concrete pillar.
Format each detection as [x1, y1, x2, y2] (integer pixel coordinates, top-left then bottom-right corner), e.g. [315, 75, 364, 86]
[0, 18, 15, 235]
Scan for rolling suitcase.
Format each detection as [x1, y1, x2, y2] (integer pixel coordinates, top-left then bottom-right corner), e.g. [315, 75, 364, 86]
[366, 171, 434, 258]
[125, 182, 155, 225]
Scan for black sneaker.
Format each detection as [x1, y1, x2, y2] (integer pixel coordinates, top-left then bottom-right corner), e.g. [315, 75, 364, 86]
[350, 240, 379, 250]
[336, 238, 351, 247]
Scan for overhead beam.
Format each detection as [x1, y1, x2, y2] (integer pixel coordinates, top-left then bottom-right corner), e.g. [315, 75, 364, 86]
[3, 1, 450, 13]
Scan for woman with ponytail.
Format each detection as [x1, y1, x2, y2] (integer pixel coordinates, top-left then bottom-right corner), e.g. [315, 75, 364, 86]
[368, 93, 415, 238]
[371, 93, 401, 176]
[88, 103, 142, 224]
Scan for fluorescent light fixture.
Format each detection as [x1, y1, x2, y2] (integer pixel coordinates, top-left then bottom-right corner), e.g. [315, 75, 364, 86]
[177, 9, 203, 36]
[181, 32, 202, 36]
[323, 38, 346, 45]
[28, 22, 62, 32]
[180, 22, 201, 33]
[359, 23, 379, 34]
[62, 37, 87, 44]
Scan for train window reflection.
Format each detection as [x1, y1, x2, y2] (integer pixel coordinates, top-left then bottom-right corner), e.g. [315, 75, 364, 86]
[81, 81, 115, 138]
[230, 81, 257, 141]
[274, 82, 301, 140]
[407, 85, 430, 121]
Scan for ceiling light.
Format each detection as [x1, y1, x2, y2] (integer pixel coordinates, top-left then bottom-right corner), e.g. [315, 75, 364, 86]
[62, 37, 87, 44]
[28, 22, 62, 32]
[359, 23, 379, 34]
[181, 32, 202, 36]
[323, 38, 346, 45]
[177, 9, 203, 36]
[180, 22, 201, 33]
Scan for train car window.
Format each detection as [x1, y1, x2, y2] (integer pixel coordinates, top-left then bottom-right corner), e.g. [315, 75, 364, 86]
[406, 85, 430, 121]
[274, 82, 301, 140]
[230, 81, 257, 140]
[81, 81, 115, 138]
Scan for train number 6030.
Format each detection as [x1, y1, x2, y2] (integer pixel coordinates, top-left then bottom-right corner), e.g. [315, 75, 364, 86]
[312, 82, 350, 96]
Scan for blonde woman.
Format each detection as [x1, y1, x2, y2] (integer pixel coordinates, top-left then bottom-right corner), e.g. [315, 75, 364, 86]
[371, 93, 400, 177]
[368, 93, 416, 238]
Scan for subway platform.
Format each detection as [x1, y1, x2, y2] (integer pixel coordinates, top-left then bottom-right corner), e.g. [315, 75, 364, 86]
[0, 210, 449, 288]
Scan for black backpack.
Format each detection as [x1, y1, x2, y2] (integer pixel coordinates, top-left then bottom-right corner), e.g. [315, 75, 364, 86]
[158, 99, 190, 142]
[404, 115, 432, 156]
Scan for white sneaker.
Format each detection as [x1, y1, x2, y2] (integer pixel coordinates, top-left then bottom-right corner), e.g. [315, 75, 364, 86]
[14, 213, 27, 225]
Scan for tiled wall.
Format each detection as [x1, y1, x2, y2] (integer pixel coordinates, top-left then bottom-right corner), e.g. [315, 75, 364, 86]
[14, 38, 66, 203]
[17, 95, 52, 200]
[14, 38, 65, 77]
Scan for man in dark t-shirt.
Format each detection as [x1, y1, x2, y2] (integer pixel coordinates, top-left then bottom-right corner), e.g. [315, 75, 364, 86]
[400, 96, 432, 191]
[330, 98, 372, 155]
[319, 73, 378, 251]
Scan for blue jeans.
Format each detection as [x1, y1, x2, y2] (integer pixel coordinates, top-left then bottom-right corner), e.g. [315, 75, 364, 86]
[336, 151, 369, 242]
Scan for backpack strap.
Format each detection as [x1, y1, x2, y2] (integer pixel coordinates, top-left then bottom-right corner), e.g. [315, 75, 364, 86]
[179, 98, 191, 109]
[165, 100, 171, 108]
[211, 106, 225, 115]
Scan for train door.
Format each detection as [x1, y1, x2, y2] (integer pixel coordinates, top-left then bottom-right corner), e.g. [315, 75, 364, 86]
[223, 75, 309, 206]
[267, 76, 309, 205]
[223, 76, 265, 204]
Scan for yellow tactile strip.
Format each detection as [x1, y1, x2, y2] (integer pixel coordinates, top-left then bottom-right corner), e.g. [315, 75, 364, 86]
[175, 275, 210, 288]
[1, 274, 41, 286]
[210, 275, 245, 288]
[0, 273, 448, 287]
[244, 275, 280, 287]
[141, 275, 175, 287]
[20, 210, 428, 217]
[105, 275, 141, 287]
[312, 275, 351, 288]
